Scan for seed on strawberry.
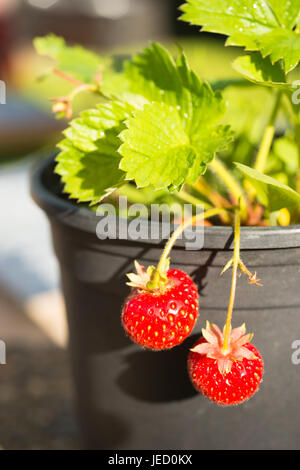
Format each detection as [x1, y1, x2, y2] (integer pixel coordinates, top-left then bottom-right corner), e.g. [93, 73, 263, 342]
[122, 261, 198, 350]
[188, 322, 264, 405]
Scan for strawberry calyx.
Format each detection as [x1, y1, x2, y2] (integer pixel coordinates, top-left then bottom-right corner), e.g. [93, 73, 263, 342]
[126, 260, 170, 292]
[190, 321, 257, 375]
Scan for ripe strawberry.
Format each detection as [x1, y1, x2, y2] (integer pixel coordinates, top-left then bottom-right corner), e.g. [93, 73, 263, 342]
[188, 322, 263, 405]
[122, 261, 198, 350]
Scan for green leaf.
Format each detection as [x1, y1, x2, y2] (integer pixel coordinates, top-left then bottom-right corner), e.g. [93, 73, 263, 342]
[119, 101, 233, 190]
[34, 34, 103, 83]
[180, 0, 300, 72]
[119, 102, 196, 189]
[56, 102, 132, 204]
[55, 42, 234, 199]
[211, 77, 250, 91]
[175, 53, 228, 134]
[273, 137, 299, 175]
[187, 124, 233, 183]
[116, 44, 233, 190]
[34, 34, 65, 58]
[267, 0, 300, 29]
[235, 162, 300, 210]
[232, 53, 290, 88]
[180, 1, 278, 49]
[124, 43, 227, 131]
[258, 29, 300, 73]
[100, 69, 130, 97]
[126, 43, 182, 98]
[57, 139, 125, 204]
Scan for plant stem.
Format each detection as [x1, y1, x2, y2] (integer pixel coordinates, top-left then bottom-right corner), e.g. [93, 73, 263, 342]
[54, 68, 83, 86]
[281, 93, 300, 193]
[291, 111, 300, 193]
[294, 123, 300, 193]
[152, 207, 228, 288]
[193, 177, 232, 224]
[254, 91, 282, 173]
[283, 93, 300, 193]
[222, 207, 241, 353]
[68, 83, 98, 100]
[209, 157, 247, 220]
[52, 82, 100, 118]
[194, 177, 231, 208]
[176, 190, 212, 210]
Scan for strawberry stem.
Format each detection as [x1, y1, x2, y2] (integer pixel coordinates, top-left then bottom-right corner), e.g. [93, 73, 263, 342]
[175, 189, 213, 210]
[193, 177, 232, 224]
[51, 83, 99, 119]
[53, 68, 83, 86]
[254, 91, 282, 174]
[209, 157, 247, 221]
[151, 207, 229, 289]
[222, 205, 241, 353]
[244, 91, 282, 200]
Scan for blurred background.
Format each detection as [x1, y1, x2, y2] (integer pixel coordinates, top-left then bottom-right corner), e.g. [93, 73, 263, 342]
[0, 0, 241, 449]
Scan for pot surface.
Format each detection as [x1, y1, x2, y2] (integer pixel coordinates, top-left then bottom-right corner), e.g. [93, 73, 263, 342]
[31, 157, 300, 450]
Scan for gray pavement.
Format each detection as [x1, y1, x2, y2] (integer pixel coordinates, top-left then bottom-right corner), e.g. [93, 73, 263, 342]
[0, 155, 59, 299]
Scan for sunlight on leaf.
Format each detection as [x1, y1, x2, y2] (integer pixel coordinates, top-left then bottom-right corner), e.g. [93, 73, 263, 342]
[235, 162, 300, 211]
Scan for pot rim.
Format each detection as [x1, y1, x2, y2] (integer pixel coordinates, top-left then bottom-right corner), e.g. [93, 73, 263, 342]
[31, 155, 300, 251]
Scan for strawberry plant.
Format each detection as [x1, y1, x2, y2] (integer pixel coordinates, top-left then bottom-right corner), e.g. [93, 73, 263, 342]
[34, 0, 300, 406]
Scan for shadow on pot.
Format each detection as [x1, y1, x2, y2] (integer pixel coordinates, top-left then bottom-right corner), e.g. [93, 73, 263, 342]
[191, 251, 217, 297]
[117, 334, 199, 403]
[191, 235, 233, 297]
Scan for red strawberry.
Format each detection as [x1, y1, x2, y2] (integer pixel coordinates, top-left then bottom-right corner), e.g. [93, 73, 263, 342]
[122, 261, 198, 350]
[188, 322, 263, 405]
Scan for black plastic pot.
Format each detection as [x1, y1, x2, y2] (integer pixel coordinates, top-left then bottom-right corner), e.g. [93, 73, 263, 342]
[31, 157, 300, 450]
